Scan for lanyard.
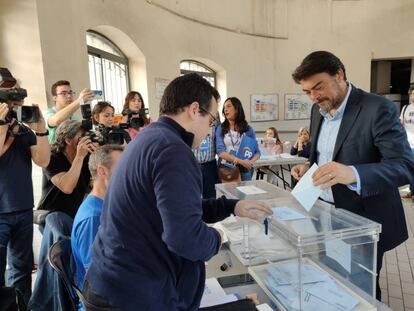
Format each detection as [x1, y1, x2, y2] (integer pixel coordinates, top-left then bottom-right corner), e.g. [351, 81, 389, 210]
[229, 130, 242, 150]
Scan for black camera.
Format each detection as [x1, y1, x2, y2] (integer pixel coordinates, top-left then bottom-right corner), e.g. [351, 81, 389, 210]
[0, 88, 28, 103]
[122, 108, 149, 129]
[5, 106, 40, 123]
[0, 68, 27, 104]
[80, 103, 93, 131]
[85, 124, 126, 146]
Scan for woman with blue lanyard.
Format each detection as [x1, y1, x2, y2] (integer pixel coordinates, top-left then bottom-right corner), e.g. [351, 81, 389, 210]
[216, 97, 260, 181]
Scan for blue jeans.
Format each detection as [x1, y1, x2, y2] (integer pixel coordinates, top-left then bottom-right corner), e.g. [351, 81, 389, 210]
[29, 211, 74, 311]
[241, 169, 253, 181]
[0, 209, 34, 305]
[410, 148, 414, 193]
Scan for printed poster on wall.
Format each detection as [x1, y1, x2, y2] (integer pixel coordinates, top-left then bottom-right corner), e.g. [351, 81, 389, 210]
[250, 94, 279, 122]
[284, 94, 313, 120]
[155, 78, 171, 99]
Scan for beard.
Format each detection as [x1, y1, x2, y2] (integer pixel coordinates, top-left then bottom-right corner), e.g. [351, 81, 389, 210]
[316, 92, 342, 114]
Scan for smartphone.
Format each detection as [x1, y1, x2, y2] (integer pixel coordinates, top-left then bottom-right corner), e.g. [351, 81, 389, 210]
[92, 90, 103, 99]
[217, 273, 255, 288]
[16, 106, 40, 123]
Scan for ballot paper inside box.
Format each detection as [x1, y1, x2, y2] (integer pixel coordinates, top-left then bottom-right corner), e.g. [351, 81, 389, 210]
[215, 180, 287, 200]
[217, 181, 382, 311]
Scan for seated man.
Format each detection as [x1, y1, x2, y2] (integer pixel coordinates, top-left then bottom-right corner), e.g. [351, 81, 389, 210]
[46, 80, 94, 143]
[71, 144, 124, 291]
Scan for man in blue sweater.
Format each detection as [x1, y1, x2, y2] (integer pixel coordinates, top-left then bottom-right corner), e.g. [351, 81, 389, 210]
[83, 73, 272, 310]
[71, 144, 124, 292]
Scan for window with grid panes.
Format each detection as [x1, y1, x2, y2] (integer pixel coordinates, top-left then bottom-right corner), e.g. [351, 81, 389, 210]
[87, 31, 129, 112]
[180, 60, 216, 87]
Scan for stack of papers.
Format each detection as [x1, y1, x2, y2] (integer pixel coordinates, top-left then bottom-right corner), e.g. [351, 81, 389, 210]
[236, 185, 267, 195]
[264, 261, 359, 311]
[279, 153, 296, 159]
[200, 278, 238, 308]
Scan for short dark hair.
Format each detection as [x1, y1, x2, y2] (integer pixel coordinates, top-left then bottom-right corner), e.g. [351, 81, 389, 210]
[408, 84, 414, 95]
[92, 101, 115, 125]
[292, 51, 347, 83]
[159, 73, 220, 116]
[51, 80, 71, 96]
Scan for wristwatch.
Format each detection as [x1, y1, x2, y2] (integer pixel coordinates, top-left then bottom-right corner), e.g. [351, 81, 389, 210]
[35, 130, 49, 137]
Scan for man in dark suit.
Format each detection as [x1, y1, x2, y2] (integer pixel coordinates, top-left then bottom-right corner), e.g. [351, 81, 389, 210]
[291, 51, 414, 301]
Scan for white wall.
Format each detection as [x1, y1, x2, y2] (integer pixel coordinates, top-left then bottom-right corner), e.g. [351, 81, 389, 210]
[0, 0, 46, 106]
[2, 0, 414, 137]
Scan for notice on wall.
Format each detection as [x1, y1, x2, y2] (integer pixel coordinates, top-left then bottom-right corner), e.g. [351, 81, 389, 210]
[155, 78, 171, 99]
[250, 94, 279, 122]
[284, 94, 313, 120]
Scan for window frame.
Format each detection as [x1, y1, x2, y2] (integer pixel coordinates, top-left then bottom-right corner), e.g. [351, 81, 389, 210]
[86, 31, 130, 111]
[180, 60, 216, 87]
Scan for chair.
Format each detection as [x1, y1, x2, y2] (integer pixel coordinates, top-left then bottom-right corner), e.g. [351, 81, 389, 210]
[48, 238, 116, 311]
[48, 238, 82, 311]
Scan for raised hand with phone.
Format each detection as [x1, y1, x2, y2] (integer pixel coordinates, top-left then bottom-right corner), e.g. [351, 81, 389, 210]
[46, 79, 98, 143]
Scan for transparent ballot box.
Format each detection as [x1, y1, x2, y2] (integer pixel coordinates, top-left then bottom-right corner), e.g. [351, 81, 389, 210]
[216, 181, 382, 311]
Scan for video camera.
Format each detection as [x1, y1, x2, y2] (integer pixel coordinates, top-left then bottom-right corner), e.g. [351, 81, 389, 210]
[122, 108, 149, 129]
[80, 102, 127, 145]
[87, 124, 127, 145]
[0, 68, 40, 123]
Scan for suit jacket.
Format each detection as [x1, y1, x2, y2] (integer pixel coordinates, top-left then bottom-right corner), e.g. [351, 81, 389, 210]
[309, 85, 414, 252]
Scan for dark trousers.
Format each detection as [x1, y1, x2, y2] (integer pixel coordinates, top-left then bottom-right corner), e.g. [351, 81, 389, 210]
[200, 160, 219, 199]
[83, 280, 121, 311]
[376, 247, 385, 301]
[0, 210, 33, 305]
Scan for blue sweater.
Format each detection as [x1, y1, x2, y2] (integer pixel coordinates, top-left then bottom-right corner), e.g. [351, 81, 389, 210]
[86, 117, 237, 310]
[71, 195, 103, 291]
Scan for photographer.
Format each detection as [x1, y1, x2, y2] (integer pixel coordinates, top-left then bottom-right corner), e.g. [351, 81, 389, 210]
[122, 91, 151, 139]
[46, 80, 94, 143]
[37, 120, 97, 219]
[0, 68, 50, 304]
[92, 101, 131, 145]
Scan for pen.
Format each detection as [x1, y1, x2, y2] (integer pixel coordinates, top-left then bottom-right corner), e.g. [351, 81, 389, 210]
[264, 217, 270, 235]
[220, 251, 233, 271]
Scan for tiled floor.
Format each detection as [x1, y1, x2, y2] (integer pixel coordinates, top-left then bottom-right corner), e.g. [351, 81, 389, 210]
[381, 189, 414, 311]
[30, 165, 414, 310]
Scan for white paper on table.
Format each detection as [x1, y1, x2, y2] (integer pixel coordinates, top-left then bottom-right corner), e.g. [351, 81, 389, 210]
[326, 239, 352, 273]
[291, 163, 322, 211]
[200, 278, 238, 308]
[279, 153, 295, 158]
[256, 303, 274, 311]
[236, 185, 267, 195]
[259, 155, 277, 161]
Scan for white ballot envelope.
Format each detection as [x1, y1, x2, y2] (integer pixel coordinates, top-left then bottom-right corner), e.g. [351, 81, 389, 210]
[291, 163, 322, 211]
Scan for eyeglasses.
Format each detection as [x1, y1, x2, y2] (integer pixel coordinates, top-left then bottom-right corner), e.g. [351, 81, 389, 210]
[199, 106, 218, 127]
[56, 91, 76, 97]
